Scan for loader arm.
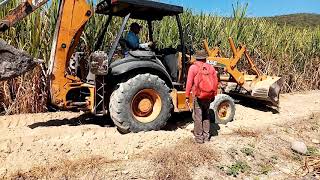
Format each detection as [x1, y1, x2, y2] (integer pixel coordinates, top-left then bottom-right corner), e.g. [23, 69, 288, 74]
[0, 0, 48, 32]
[203, 38, 265, 90]
[202, 38, 283, 107]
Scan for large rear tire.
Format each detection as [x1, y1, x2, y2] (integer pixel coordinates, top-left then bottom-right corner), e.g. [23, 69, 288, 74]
[109, 73, 172, 133]
[210, 94, 235, 125]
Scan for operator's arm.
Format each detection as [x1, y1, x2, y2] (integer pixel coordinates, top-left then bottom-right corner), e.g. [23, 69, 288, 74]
[139, 42, 153, 49]
[185, 65, 197, 98]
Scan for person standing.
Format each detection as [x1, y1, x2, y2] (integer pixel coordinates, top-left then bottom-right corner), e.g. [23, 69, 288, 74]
[185, 50, 218, 144]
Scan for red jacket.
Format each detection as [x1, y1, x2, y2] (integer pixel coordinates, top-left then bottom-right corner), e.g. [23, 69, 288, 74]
[185, 61, 218, 98]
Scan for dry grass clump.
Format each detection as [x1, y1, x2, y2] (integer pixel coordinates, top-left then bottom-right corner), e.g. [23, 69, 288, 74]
[296, 156, 320, 178]
[0, 65, 47, 115]
[151, 138, 220, 180]
[232, 128, 261, 138]
[9, 156, 110, 179]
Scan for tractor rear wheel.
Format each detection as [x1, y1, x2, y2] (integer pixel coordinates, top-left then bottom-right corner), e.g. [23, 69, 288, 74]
[109, 73, 172, 133]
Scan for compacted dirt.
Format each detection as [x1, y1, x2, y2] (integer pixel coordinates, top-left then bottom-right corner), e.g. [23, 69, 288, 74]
[0, 91, 319, 179]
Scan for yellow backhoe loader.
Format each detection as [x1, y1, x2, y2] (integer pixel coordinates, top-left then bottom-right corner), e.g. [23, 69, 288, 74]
[0, 0, 283, 133]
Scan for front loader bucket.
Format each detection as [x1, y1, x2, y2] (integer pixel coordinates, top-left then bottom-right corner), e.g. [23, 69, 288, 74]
[250, 76, 284, 107]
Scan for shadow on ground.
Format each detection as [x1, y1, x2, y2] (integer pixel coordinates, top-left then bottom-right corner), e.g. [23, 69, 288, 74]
[28, 111, 221, 136]
[28, 114, 113, 129]
[163, 112, 193, 131]
[28, 112, 195, 131]
[164, 112, 221, 137]
[236, 98, 279, 114]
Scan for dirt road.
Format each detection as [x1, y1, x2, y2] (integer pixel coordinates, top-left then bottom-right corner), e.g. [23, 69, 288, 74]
[0, 91, 319, 179]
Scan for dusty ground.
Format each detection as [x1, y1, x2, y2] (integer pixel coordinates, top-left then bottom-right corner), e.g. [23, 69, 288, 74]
[0, 91, 319, 179]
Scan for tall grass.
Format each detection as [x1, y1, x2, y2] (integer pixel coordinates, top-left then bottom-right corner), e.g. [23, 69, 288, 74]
[0, 0, 319, 93]
[0, 0, 58, 60]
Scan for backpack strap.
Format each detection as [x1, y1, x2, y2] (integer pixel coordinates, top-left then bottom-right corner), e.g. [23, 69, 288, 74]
[194, 61, 204, 72]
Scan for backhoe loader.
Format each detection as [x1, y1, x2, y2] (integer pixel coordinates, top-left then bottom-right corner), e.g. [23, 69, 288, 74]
[0, 0, 283, 133]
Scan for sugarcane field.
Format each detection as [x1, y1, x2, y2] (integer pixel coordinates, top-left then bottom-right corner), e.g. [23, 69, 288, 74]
[0, 0, 319, 179]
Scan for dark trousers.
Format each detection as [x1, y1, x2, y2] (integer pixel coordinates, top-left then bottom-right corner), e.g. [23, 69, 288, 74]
[192, 98, 211, 141]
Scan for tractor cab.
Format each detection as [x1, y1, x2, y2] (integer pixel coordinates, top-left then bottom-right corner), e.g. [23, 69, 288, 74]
[94, 0, 187, 85]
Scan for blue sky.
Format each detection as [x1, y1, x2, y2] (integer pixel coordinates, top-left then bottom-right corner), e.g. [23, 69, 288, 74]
[160, 0, 320, 17]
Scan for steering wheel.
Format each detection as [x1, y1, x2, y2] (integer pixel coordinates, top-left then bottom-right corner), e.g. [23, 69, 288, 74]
[0, 0, 10, 6]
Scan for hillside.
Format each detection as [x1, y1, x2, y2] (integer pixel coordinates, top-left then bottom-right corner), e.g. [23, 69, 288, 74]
[266, 13, 320, 27]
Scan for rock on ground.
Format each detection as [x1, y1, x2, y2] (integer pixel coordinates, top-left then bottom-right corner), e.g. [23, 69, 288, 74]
[291, 141, 308, 155]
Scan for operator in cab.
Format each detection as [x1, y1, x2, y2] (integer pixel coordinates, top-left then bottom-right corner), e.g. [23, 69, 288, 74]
[126, 22, 153, 50]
